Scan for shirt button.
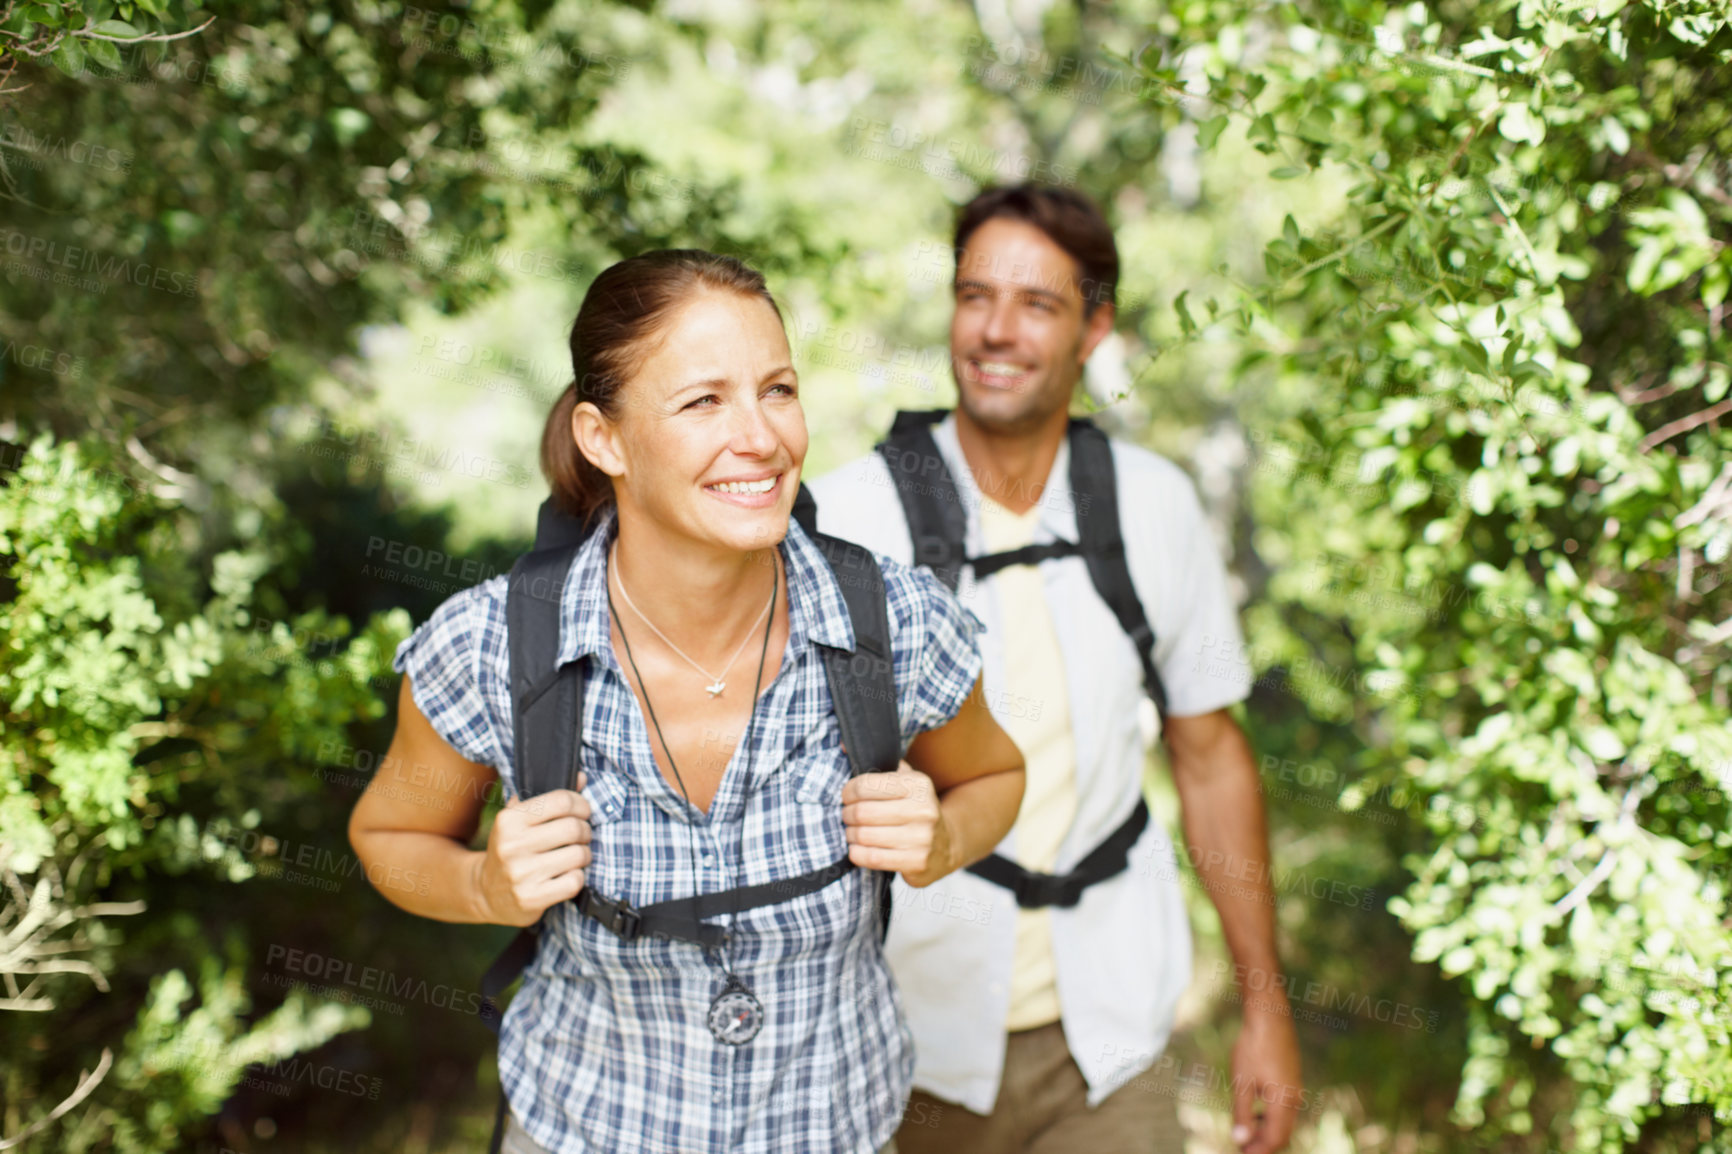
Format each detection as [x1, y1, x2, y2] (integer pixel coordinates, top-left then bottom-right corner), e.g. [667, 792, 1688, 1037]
[703, 855, 715, 868]
[711, 1090, 724, 1103]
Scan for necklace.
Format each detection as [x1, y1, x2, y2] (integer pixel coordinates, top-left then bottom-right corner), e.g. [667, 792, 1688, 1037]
[608, 545, 779, 1047]
[610, 541, 774, 697]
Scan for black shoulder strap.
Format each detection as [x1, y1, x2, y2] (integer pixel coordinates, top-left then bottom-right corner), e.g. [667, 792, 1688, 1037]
[872, 410, 1169, 717]
[481, 508, 592, 1053]
[507, 545, 587, 799]
[797, 481, 905, 943]
[1067, 419, 1168, 717]
[795, 483, 902, 775]
[875, 410, 969, 592]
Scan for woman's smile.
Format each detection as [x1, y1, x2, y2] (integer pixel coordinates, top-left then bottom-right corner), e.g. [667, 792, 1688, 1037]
[704, 471, 785, 507]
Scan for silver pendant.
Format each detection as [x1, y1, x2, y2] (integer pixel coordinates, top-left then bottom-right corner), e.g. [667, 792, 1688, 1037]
[705, 680, 725, 697]
[707, 975, 764, 1045]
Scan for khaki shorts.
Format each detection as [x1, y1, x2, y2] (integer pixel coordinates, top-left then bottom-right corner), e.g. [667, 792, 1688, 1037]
[894, 1021, 1183, 1154]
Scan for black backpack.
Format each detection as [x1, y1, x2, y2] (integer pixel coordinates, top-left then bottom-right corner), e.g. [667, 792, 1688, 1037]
[873, 409, 1161, 908]
[476, 486, 902, 1154]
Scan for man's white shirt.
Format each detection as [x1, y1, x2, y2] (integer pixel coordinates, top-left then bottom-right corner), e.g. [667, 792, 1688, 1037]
[808, 412, 1253, 1112]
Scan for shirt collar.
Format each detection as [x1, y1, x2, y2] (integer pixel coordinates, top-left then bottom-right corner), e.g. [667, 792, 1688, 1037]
[555, 507, 856, 669]
[931, 411, 1082, 543]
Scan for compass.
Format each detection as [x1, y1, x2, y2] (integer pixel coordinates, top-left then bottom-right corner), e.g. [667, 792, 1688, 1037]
[707, 975, 765, 1046]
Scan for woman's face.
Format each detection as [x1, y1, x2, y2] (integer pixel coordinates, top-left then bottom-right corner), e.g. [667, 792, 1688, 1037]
[579, 288, 807, 555]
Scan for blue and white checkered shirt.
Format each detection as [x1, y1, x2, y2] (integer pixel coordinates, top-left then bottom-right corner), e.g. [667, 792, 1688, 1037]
[392, 510, 985, 1153]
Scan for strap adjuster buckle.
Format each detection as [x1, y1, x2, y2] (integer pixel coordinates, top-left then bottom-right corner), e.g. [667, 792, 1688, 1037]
[601, 899, 642, 941]
[1018, 874, 1081, 909]
[580, 888, 644, 942]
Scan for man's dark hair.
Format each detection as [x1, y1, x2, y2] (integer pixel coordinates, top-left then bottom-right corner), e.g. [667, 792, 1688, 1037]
[953, 184, 1118, 315]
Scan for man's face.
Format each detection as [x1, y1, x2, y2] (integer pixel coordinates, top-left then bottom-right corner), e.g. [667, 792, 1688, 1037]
[949, 218, 1114, 434]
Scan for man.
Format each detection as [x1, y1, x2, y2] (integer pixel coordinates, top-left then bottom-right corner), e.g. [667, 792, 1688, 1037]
[809, 185, 1302, 1154]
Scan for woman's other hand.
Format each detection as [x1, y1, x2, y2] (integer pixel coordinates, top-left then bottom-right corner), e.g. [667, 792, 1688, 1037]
[476, 774, 594, 926]
[841, 763, 958, 888]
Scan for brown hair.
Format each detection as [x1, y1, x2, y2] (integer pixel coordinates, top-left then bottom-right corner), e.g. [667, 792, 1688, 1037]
[953, 184, 1119, 315]
[541, 249, 782, 522]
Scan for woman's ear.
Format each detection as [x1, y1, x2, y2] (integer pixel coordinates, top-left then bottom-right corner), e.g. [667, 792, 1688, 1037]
[572, 401, 626, 480]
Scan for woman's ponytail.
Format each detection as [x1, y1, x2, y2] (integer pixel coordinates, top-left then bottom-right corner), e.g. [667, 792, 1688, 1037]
[539, 379, 613, 523]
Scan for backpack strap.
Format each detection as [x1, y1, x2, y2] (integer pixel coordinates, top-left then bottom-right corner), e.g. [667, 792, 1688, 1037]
[1066, 419, 1169, 718]
[875, 410, 1169, 718]
[480, 543, 586, 1030]
[795, 482, 903, 938]
[793, 483, 901, 775]
[875, 409, 970, 592]
[507, 545, 588, 800]
[480, 532, 588, 1154]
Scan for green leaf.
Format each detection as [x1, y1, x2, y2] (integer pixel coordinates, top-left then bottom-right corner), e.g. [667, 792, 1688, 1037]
[1270, 166, 1307, 179]
[1702, 259, 1729, 310]
[1173, 289, 1197, 336]
[50, 36, 86, 75]
[86, 36, 122, 68]
[327, 107, 373, 146]
[88, 17, 141, 37]
[1498, 103, 1545, 145]
[1460, 341, 1492, 377]
[1196, 115, 1228, 151]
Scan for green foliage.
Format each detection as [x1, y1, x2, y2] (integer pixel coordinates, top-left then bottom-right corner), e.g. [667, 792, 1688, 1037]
[10, 0, 1728, 1148]
[0, 0, 209, 96]
[0, 436, 401, 1150]
[1161, 0, 1732, 1148]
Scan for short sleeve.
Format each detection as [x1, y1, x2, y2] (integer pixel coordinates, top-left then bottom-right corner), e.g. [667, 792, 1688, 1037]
[882, 559, 986, 745]
[390, 576, 511, 771]
[1132, 460, 1253, 717]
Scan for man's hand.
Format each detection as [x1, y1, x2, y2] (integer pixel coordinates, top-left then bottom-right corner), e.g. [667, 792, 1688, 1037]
[1229, 992, 1304, 1154]
[841, 762, 957, 887]
[474, 774, 593, 926]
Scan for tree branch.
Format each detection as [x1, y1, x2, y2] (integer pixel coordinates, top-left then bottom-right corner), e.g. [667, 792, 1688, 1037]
[0, 1048, 113, 1150]
[1640, 397, 1732, 452]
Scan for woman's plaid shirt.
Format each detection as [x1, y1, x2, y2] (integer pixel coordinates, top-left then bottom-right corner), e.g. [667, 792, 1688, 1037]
[392, 511, 984, 1153]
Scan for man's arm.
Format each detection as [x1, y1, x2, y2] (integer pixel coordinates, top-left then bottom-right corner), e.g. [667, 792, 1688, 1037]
[1165, 707, 1302, 1154]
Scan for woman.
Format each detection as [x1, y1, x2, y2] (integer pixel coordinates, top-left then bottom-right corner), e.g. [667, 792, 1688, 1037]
[348, 250, 1026, 1154]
